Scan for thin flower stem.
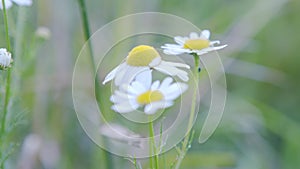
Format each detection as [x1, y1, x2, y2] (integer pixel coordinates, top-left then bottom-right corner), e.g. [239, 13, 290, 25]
[76, 0, 112, 169]
[174, 53, 199, 169]
[149, 119, 159, 169]
[1, 0, 12, 136]
[76, 0, 96, 74]
[149, 120, 153, 169]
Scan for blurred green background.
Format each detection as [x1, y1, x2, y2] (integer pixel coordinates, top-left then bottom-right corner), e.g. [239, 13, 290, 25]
[1, 0, 300, 168]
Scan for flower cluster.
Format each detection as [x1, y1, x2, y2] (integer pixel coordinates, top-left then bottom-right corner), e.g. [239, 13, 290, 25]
[104, 45, 189, 115]
[103, 30, 226, 115]
[0, 48, 13, 70]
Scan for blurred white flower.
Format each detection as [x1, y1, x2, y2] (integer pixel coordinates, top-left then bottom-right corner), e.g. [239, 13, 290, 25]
[17, 134, 60, 169]
[110, 70, 188, 114]
[17, 134, 42, 169]
[35, 26, 51, 40]
[0, 48, 13, 70]
[0, 0, 32, 9]
[103, 45, 190, 86]
[161, 30, 227, 56]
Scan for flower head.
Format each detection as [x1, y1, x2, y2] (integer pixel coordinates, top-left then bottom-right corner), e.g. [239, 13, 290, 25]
[0, 48, 13, 70]
[0, 0, 32, 10]
[103, 45, 190, 86]
[110, 70, 188, 115]
[161, 30, 227, 56]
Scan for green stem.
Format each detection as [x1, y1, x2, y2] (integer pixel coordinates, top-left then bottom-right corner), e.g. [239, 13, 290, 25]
[149, 120, 153, 169]
[1, 1, 12, 168]
[1, 0, 12, 136]
[149, 119, 159, 169]
[76, 0, 96, 74]
[76, 0, 112, 168]
[174, 53, 199, 169]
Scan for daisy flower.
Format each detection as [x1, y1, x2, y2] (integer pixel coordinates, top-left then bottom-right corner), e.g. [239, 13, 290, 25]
[0, 0, 32, 9]
[102, 45, 190, 86]
[110, 70, 188, 115]
[0, 48, 13, 70]
[161, 30, 227, 56]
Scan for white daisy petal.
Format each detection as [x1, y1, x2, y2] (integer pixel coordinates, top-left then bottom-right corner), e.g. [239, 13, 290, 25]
[112, 102, 138, 113]
[134, 70, 152, 89]
[164, 83, 181, 95]
[195, 45, 227, 55]
[131, 81, 147, 94]
[144, 102, 166, 115]
[200, 30, 210, 39]
[122, 66, 142, 83]
[110, 90, 133, 103]
[144, 105, 156, 115]
[155, 61, 189, 82]
[114, 90, 127, 97]
[196, 50, 209, 56]
[103, 63, 123, 84]
[149, 57, 161, 67]
[160, 77, 173, 91]
[120, 84, 139, 95]
[189, 32, 198, 39]
[160, 60, 190, 69]
[161, 44, 183, 48]
[163, 49, 185, 55]
[145, 101, 175, 114]
[154, 64, 175, 76]
[164, 91, 182, 100]
[116, 66, 148, 86]
[212, 44, 227, 50]
[175, 70, 189, 82]
[162, 47, 188, 53]
[210, 40, 220, 45]
[174, 36, 185, 45]
[151, 80, 160, 90]
[163, 83, 188, 100]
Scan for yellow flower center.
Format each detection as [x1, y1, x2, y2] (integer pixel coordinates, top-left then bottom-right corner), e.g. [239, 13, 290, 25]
[136, 90, 163, 105]
[126, 45, 160, 66]
[183, 39, 210, 50]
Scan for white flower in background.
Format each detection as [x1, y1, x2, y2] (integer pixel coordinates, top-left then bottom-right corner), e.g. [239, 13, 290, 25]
[0, 48, 13, 70]
[110, 70, 188, 115]
[35, 27, 51, 40]
[103, 45, 190, 86]
[161, 30, 227, 56]
[0, 0, 32, 9]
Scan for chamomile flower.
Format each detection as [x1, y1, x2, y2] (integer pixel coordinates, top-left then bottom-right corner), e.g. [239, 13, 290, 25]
[161, 30, 227, 56]
[103, 45, 190, 86]
[110, 70, 188, 115]
[0, 0, 32, 9]
[0, 48, 13, 70]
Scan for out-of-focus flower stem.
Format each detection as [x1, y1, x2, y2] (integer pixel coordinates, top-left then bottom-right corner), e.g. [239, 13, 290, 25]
[174, 53, 199, 169]
[1, 0, 12, 137]
[1, 1, 12, 168]
[76, 0, 113, 169]
[149, 118, 159, 169]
